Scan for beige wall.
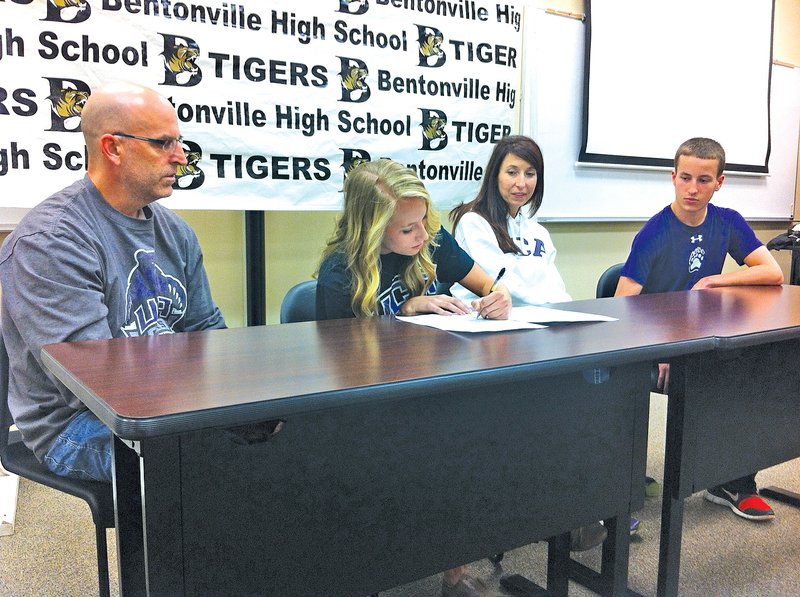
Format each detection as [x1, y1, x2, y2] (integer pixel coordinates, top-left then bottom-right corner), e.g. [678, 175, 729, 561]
[4, 0, 797, 325]
[176, 210, 247, 327]
[775, 0, 800, 66]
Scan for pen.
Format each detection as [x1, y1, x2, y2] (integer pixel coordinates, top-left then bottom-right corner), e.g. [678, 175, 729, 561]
[479, 268, 507, 319]
[489, 267, 506, 294]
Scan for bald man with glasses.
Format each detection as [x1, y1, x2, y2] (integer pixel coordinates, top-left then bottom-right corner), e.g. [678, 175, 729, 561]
[0, 82, 226, 482]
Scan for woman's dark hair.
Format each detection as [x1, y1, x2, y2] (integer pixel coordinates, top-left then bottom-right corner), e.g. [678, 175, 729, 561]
[450, 135, 544, 254]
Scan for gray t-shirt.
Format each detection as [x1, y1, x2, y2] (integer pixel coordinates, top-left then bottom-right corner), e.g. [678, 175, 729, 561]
[0, 176, 225, 458]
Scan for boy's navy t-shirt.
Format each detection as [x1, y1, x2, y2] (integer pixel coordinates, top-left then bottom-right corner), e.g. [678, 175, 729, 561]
[621, 204, 762, 294]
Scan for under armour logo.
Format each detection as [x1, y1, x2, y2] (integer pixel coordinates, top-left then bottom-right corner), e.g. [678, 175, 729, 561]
[690, 235, 703, 244]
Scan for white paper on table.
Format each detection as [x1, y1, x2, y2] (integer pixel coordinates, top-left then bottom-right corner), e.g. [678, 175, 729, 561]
[396, 312, 545, 333]
[509, 305, 618, 324]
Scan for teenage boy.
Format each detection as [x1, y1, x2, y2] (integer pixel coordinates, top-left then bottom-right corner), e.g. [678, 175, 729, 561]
[615, 137, 784, 521]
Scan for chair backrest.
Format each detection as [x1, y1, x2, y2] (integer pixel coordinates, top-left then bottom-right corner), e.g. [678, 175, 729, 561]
[596, 263, 624, 299]
[0, 326, 11, 457]
[0, 325, 22, 456]
[596, 264, 663, 391]
[280, 280, 318, 323]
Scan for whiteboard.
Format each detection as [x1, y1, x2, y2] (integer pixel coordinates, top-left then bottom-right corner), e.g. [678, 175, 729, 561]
[581, 0, 772, 172]
[522, 9, 799, 222]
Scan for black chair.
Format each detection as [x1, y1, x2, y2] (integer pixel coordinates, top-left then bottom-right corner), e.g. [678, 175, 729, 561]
[0, 329, 115, 597]
[597, 263, 663, 391]
[279, 280, 318, 323]
[596, 263, 623, 299]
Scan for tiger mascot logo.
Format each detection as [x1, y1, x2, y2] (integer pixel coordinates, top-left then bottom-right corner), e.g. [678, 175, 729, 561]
[341, 66, 367, 92]
[177, 150, 201, 173]
[419, 110, 448, 150]
[341, 156, 370, 189]
[338, 62, 370, 102]
[49, 0, 88, 9]
[420, 34, 443, 58]
[45, 0, 91, 23]
[48, 88, 89, 132]
[338, 0, 368, 15]
[421, 115, 446, 141]
[163, 45, 200, 86]
[339, 148, 372, 189]
[417, 28, 446, 67]
[345, 157, 370, 174]
[172, 141, 205, 190]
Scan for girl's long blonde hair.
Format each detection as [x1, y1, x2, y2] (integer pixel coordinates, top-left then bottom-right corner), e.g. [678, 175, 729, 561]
[319, 160, 440, 317]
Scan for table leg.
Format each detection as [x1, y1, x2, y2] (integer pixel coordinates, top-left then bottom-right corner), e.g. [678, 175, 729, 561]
[656, 358, 693, 597]
[657, 490, 685, 597]
[546, 532, 570, 596]
[112, 435, 185, 596]
[566, 516, 643, 597]
[112, 437, 146, 596]
[599, 516, 631, 595]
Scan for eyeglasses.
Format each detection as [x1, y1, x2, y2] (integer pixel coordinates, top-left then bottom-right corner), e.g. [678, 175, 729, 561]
[112, 132, 183, 153]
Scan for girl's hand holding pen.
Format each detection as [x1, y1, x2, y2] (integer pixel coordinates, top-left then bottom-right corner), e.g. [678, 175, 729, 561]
[473, 284, 512, 320]
[473, 267, 511, 319]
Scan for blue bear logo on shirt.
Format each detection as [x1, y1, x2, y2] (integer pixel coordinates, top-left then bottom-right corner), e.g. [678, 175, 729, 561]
[688, 246, 705, 273]
[121, 249, 187, 337]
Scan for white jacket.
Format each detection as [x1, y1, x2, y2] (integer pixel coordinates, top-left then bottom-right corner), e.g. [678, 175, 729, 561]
[451, 210, 571, 305]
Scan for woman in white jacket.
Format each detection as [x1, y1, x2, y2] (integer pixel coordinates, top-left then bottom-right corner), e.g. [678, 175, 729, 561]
[449, 136, 642, 548]
[449, 135, 570, 306]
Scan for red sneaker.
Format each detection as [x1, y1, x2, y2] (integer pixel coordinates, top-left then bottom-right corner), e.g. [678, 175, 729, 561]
[704, 486, 774, 521]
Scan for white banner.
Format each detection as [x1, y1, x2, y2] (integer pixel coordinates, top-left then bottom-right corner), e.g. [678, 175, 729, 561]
[0, 0, 524, 210]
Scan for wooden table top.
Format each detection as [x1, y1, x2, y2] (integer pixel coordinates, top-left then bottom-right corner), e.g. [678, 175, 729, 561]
[41, 285, 800, 439]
